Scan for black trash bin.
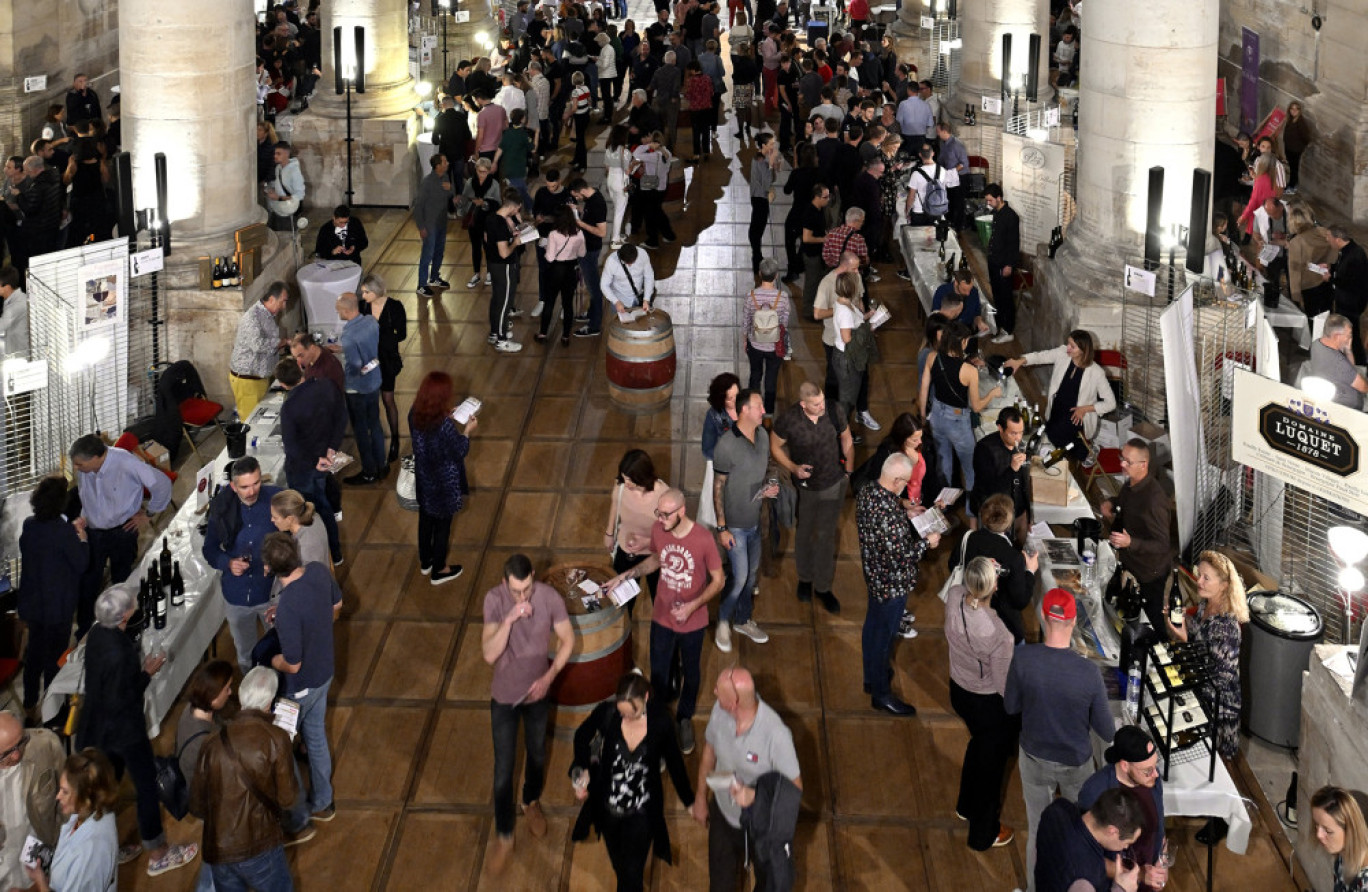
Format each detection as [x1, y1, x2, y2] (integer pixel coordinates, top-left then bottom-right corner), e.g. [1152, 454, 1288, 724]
[1247, 591, 1323, 748]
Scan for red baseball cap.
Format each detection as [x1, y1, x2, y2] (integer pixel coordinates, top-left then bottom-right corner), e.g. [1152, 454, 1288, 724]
[1042, 588, 1076, 622]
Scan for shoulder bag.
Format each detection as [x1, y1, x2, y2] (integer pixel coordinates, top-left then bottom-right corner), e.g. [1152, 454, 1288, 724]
[395, 454, 419, 511]
[936, 533, 971, 603]
[154, 728, 211, 820]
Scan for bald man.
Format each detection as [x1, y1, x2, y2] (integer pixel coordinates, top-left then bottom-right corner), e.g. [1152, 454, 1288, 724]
[331, 292, 387, 484]
[692, 668, 802, 891]
[604, 487, 724, 756]
[0, 713, 65, 889]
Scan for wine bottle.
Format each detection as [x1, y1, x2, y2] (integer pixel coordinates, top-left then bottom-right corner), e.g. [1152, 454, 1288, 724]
[159, 536, 173, 583]
[1168, 582, 1185, 628]
[938, 240, 946, 261]
[171, 561, 185, 607]
[154, 582, 168, 630]
[1042, 446, 1069, 468]
[958, 254, 969, 272]
[138, 575, 150, 615]
[212, 258, 223, 289]
[231, 257, 242, 286]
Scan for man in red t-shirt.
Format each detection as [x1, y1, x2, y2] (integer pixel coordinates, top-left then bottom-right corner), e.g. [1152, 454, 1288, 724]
[604, 488, 723, 755]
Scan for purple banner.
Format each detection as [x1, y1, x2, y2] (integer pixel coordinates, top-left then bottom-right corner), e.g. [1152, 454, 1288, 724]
[1241, 27, 1259, 134]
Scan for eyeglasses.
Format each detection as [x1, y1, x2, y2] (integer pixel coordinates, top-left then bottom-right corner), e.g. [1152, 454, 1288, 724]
[0, 734, 30, 762]
[654, 506, 682, 520]
[1119, 458, 1147, 467]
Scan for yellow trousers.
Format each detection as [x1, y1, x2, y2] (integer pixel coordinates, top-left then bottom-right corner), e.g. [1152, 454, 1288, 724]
[229, 374, 271, 419]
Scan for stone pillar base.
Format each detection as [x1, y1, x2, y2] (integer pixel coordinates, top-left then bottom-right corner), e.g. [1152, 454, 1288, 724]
[1028, 242, 1127, 354]
[162, 231, 302, 408]
[288, 111, 420, 211]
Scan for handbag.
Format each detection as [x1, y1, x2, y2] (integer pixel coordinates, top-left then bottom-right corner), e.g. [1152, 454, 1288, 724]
[154, 729, 210, 820]
[936, 533, 971, 603]
[395, 455, 419, 511]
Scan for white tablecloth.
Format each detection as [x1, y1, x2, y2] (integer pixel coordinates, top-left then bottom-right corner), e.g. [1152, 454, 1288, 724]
[899, 224, 998, 333]
[1037, 539, 1123, 664]
[41, 397, 289, 738]
[1263, 303, 1312, 351]
[417, 131, 439, 175]
[297, 261, 363, 340]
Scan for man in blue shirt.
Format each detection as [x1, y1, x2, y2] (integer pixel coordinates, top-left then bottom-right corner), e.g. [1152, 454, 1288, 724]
[276, 357, 345, 565]
[1035, 788, 1144, 892]
[932, 270, 989, 335]
[202, 457, 282, 673]
[70, 434, 172, 637]
[895, 86, 933, 159]
[331, 292, 386, 484]
[264, 532, 342, 824]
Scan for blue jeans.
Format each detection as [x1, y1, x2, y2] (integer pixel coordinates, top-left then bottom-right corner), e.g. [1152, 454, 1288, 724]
[417, 224, 447, 286]
[507, 176, 531, 210]
[292, 677, 333, 811]
[289, 468, 340, 562]
[210, 846, 293, 892]
[649, 623, 705, 720]
[579, 248, 604, 331]
[930, 401, 977, 493]
[491, 698, 550, 837]
[862, 593, 906, 698]
[345, 391, 385, 476]
[720, 525, 761, 624]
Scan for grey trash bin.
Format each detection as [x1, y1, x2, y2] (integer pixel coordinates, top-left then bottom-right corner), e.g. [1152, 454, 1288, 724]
[1247, 591, 1323, 748]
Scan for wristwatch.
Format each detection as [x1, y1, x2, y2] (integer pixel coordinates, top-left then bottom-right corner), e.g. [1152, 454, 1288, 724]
[718, 526, 728, 533]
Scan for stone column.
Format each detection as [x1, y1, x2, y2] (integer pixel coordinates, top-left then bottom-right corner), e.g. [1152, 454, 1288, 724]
[1030, 0, 1219, 351]
[118, 0, 296, 407]
[291, 0, 427, 208]
[953, 0, 1049, 161]
[120, 0, 259, 244]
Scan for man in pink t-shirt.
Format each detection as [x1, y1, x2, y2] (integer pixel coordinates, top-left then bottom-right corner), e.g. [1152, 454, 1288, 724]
[481, 553, 574, 874]
[474, 91, 509, 160]
[605, 487, 723, 756]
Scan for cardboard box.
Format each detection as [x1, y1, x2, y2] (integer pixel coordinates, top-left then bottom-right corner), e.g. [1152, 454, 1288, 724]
[141, 440, 171, 471]
[1031, 457, 1071, 506]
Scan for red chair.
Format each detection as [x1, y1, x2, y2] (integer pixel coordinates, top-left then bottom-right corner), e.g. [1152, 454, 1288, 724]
[157, 360, 224, 464]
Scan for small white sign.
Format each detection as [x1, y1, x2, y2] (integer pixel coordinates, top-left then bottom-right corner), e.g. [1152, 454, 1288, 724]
[1044, 107, 1060, 127]
[1124, 265, 1157, 297]
[3, 359, 47, 396]
[130, 248, 164, 277]
[453, 9, 470, 22]
[23, 75, 46, 93]
[420, 46, 433, 66]
[981, 96, 1003, 115]
[920, 15, 935, 29]
[421, 34, 438, 50]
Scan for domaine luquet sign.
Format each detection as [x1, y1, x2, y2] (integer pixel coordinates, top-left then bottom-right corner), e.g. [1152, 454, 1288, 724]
[1233, 368, 1368, 514]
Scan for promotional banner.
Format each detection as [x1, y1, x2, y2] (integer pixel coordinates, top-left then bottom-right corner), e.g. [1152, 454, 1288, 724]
[1001, 133, 1065, 256]
[1162, 288, 1201, 550]
[1231, 368, 1368, 516]
[1241, 28, 1260, 135]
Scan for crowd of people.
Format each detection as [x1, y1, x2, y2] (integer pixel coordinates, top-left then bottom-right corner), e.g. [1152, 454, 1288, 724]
[4, 0, 1368, 889]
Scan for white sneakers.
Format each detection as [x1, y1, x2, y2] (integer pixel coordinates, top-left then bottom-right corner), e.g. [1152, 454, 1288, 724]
[858, 411, 881, 431]
[992, 330, 1015, 344]
[716, 619, 769, 651]
[494, 339, 523, 353]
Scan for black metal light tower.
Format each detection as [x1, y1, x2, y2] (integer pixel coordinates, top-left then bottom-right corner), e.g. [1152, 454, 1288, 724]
[334, 26, 367, 207]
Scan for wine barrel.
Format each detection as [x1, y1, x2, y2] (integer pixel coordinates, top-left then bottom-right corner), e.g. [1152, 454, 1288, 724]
[605, 309, 677, 415]
[543, 563, 637, 740]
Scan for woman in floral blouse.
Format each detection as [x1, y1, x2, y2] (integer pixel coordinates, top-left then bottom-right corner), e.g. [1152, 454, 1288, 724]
[1166, 550, 1248, 758]
[1311, 786, 1368, 892]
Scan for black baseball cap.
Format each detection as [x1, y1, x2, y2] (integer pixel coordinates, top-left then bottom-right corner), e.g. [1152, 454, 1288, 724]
[1104, 726, 1157, 764]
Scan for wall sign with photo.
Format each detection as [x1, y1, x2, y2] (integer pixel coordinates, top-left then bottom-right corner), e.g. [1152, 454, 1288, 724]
[76, 259, 125, 332]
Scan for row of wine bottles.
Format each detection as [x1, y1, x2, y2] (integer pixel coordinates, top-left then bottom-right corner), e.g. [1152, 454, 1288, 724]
[137, 537, 186, 632]
[1217, 261, 1257, 292]
[211, 257, 242, 289]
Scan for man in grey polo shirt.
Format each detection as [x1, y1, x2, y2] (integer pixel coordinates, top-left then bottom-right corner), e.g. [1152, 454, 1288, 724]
[1307, 313, 1367, 410]
[692, 667, 802, 891]
[712, 389, 777, 653]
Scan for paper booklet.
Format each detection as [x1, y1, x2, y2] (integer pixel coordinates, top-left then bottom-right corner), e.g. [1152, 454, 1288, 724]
[618, 307, 648, 324]
[577, 577, 641, 608]
[936, 487, 963, 506]
[912, 507, 950, 538]
[273, 698, 300, 739]
[452, 397, 482, 424]
[868, 304, 892, 330]
[1257, 243, 1282, 265]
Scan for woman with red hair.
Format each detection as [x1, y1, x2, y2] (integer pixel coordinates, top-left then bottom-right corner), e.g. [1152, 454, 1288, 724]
[408, 372, 477, 584]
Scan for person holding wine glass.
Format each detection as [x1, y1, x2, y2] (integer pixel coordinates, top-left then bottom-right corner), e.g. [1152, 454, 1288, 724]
[1310, 785, 1368, 892]
[1078, 726, 1169, 890]
[1004, 329, 1115, 464]
[1166, 550, 1248, 845]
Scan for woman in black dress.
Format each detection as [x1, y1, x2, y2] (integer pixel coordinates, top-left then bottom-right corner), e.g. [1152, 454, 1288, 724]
[570, 673, 694, 892]
[17, 477, 87, 718]
[361, 273, 408, 463]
